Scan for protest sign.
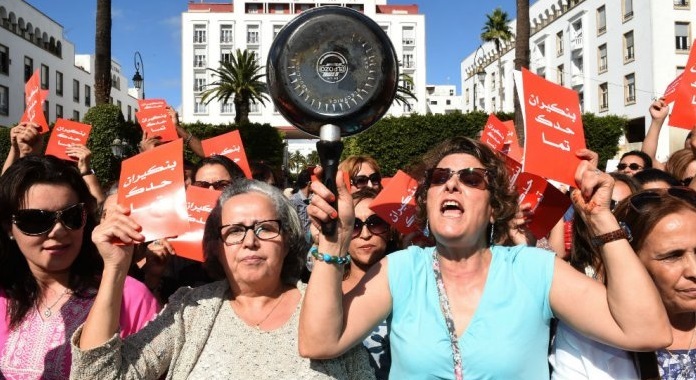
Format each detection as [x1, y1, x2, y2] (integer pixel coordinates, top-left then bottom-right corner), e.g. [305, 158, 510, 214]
[44, 119, 91, 161]
[201, 130, 252, 178]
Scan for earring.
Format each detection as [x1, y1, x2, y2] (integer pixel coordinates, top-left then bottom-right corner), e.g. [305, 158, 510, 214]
[423, 219, 430, 238]
[489, 224, 495, 246]
[8, 235, 14, 241]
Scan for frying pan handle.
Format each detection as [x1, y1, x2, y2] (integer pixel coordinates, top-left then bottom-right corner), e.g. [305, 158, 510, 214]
[316, 139, 344, 236]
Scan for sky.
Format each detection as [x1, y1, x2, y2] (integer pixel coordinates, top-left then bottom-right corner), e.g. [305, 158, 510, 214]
[27, 0, 518, 108]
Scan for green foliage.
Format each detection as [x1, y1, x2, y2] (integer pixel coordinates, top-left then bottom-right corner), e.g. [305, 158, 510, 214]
[83, 104, 138, 185]
[582, 113, 626, 171]
[0, 127, 10, 164]
[481, 8, 514, 53]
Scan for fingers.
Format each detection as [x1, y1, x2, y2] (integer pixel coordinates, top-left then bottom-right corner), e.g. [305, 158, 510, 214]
[93, 206, 144, 245]
[575, 148, 599, 167]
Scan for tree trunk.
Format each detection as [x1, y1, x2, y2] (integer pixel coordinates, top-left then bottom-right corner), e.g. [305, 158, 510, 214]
[94, 0, 112, 105]
[514, 0, 530, 145]
[235, 95, 249, 124]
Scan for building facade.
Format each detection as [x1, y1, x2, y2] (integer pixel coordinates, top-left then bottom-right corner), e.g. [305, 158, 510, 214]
[0, 1, 140, 128]
[180, 0, 426, 139]
[460, 0, 695, 161]
[425, 84, 462, 114]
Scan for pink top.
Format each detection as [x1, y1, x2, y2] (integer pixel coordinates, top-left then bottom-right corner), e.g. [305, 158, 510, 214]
[0, 276, 160, 379]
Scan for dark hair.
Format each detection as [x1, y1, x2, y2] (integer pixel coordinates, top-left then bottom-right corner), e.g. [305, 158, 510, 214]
[250, 160, 278, 185]
[202, 180, 308, 284]
[633, 168, 681, 188]
[620, 150, 653, 169]
[0, 155, 102, 329]
[411, 136, 518, 245]
[192, 155, 246, 181]
[609, 172, 642, 194]
[294, 168, 312, 190]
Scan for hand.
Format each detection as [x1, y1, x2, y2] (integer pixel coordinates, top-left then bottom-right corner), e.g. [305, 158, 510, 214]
[307, 166, 354, 252]
[139, 133, 162, 152]
[143, 239, 174, 278]
[575, 148, 599, 168]
[14, 122, 41, 156]
[92, 204, 144, 271]
[649, 97, 669, 122]
[571, 161, 616, 233]
[506, 202, 536, 246]
[166, 106, 180, 127]
[65, 144, 92, 173]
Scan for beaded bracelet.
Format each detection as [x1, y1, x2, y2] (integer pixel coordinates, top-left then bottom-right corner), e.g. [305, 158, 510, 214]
[309, 246, 351, 265]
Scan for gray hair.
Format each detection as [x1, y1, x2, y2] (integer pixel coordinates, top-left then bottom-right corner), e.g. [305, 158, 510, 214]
[203, 179, 308, 283]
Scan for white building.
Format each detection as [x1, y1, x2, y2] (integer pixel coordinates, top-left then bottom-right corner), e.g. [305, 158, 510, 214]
[460, 0, 695, 161]
[425, 84, 462, 114]
[0, 1, 140, 127]
[180, 0, 426, 139]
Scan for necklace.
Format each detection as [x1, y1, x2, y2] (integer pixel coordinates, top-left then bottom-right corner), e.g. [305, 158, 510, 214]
[41, 288, 71, 318]
[432, 250, 464, 380]
[234, 290, 287, 330]
[664, 312, 696, 380]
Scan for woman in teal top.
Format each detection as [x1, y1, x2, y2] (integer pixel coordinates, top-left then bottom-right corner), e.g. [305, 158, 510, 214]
[300, 137, 671, 379]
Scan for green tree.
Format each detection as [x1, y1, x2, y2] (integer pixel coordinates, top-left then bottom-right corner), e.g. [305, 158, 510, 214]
[288, 150, 306, 174]
[201, 49, 269, 124]
[481, 7, 514, 113]
[306, 150, 320, 166]
[394, 73, 418, 109]
[514, 0, 531, 144]
[94, 0, 112, 104]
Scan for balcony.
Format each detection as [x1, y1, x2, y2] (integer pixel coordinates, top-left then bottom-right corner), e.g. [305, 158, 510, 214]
[571, 33, 583, 51]
[625, 46, 635, 62]
[623, 11, 634, 21]
[571, 74, 584, 87]
[674, 0, 689, 8]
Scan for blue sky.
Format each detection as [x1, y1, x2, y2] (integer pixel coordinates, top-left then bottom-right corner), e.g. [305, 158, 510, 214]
[27, 0, 517, 107]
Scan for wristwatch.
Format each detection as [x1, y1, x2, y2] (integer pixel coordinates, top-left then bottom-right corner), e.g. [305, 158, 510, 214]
[590, 222, 632, 247]
[81, 168, 95, 177]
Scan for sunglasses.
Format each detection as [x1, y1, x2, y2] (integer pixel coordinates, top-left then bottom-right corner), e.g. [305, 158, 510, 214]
[352, 214, 390, 239]
[12, 203, 87, 236]
[427, 167, 490, 190]
[616, 163, 643, 171]
[351, 173, 382, 189]
[627, 187, 696, 214]
[192, 179, 231, 191]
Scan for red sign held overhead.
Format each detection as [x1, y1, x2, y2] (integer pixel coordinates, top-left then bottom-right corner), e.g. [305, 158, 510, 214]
[136, 107, 179, 142]
[369, 170, 421, 236]
[20, 69, 49, 133]
[201, 130, 252, 178]
[44, 119, 92, 161]
[667, 40, 696, 130]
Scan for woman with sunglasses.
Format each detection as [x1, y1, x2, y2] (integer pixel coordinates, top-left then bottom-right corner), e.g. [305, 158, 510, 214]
[301, 136, 671, 378]
[339, 155, 383, 194]
[71, 180, 373, 379]
[191, 155, 246, 191]
[665, 149, 696, 190]
[0, 155, 159, 379]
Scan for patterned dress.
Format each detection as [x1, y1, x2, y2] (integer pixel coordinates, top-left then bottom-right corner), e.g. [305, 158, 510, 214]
[657, 349, 696, 380]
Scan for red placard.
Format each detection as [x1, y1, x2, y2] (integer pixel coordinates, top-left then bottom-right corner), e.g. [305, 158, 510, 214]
[503, 120, 524, 163]
[368, 170, 420, 235]
[138, 99, 168, 111]
[514, 172, 571, 239]
[117, 139, 189, 242]
[136, 107, 178, 142]
[201, 130, 252, 178]
[480, 114, 509, 152]
[668, 41, 696, 130]
[44, 119, 92, 161]
[20, 69, 49, 133]
[520, 68, 586, 186]
[503, 155, 523, 189]
[168, 186, 221, 262]
[663, 73, 683, 104]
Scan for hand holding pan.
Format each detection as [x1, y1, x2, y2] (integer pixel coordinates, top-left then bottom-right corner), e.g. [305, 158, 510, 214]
[267, 6, 398, 235]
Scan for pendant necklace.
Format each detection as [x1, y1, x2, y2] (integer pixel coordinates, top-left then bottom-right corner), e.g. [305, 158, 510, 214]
[41, 288, 71, 318]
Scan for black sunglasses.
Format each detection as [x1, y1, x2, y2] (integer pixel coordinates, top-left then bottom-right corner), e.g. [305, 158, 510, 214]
[12, 203, 87, 236]
[617, 163, 643, 171]
[628, 187, 696, 213]
[427, 167, 490, 190]
[192, 179, 231, 191]
[351, 173, 382, 189]
[352, 214, 390, 239]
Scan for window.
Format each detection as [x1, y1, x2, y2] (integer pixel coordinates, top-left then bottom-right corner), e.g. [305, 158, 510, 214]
[491, 72, 496, 90]
[55, 104, 63, 119]
[598, 44, 608, 72]
[625, 73, 636, 104]
[250, 101, 260, 113]
[430, 100, 438, 105]
[674, 0, 689, 8]
[597, 6, 606, 35]
[556, 31, 564, 56]
[41, 64, 49, 89]
[273, 25, 283, 39]
[272, 4, 286, 13]
[624, 31, 635, 62]
[127, 105, 132, 121]
[0, 44, 8, 75]
[403, 53, 414, 69]
[43, 100, 49, 122]
[194, 74, 207, 92]
[56, 71, 63, 96]
[676, 22, 690, 51]
[599, 82, 609, 111]
[247, 25, 260, 44]
[403, 26, 415, 45]
[117, 100, 122, 113]
[84, 85, 91, 107]
[465, 88, 470, 104]
[0, 85, 8, 116]
[221, 48, 233, 63]
[221, 102, 234, 114]
[194, 49, 207, 68]
[557, 64, 565, 86]
[220, 25, 233, 44]
[194, 99, 207, 114]
[111, 74, 120, 90]
[677, 66, 686, 76]
[73, 79, 80, 102]
[247, 3, 260, 13]
[623, 0, 633, 20]
[446, 99, 452, 106]
[193, 25, 207, 44]
[72, 110, 80, 121]
[24, 56, 33, 82]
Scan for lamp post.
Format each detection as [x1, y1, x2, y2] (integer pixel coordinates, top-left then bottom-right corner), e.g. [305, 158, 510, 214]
[472, 45, 485, 111]
[132, 51, 145, 99]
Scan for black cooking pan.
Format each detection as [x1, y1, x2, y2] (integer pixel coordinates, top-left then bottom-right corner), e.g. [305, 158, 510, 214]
[268, 5, 398, 235]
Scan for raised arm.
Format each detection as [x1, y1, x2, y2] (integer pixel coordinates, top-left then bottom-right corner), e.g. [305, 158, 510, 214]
[550, 161, 671, 351]
[642, 98, 669, 170]
[299, 168, 392, 359]
[169, 106, 204, 158]
[2, 123, 42, 174]
[65, 144, 104, 204]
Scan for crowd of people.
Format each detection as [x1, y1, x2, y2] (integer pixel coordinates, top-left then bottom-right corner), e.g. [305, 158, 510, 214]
[0, 100, 694, 379]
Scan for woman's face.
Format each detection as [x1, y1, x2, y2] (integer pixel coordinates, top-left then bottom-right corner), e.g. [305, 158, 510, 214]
[351, 163, 381, 194]
[618, 155, 645, 176]
[426, 153, 493, 248]
[218, 192, 287, 286]
[349, 198, 388, 268]
[10, 183, 84, 278]
[194, 164, 233, 191]
[638, 210, 696, 315]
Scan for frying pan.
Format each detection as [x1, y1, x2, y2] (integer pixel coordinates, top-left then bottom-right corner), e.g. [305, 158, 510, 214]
[267, 5, 398, 235]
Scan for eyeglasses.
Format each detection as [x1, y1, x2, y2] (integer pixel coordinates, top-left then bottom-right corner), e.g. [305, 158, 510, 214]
[12, 203, 86, 236]
[351, 173, 381, 189]
[616, 163, 643, 171]
[219, 219, 282, 246]
[352, 214, 390, 239]
[192, 179, 231, 191]
[627, 187, 696, 214]
[426, 167, 490, 190]
[682, 177, 694, 186]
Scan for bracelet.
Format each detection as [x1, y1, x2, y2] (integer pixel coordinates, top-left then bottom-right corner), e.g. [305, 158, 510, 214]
[184, 131, 193, 145]
[309, 246, 351, 265]
[81, 168, 95, 176]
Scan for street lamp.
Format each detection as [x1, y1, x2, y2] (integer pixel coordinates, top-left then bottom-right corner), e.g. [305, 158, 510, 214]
[132, 51, 145, 99]
[111, 138, 129, 159]
[472, 45, 485, 111]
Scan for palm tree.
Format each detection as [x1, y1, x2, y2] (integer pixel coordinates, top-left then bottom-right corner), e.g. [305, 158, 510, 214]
[481, 7, 514, 113]
[94, 0, 112, 105]
[514, 0, 530, 144]
[288, 150, 307, 174]
[306, 151, 320, 166]
[393, 73, 418, 110]
[201, 49, 269, 124]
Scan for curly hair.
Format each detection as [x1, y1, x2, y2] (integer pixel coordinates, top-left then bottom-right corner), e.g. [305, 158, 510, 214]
[410, 136, 518, 246]
[665, 148, 695, 182]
